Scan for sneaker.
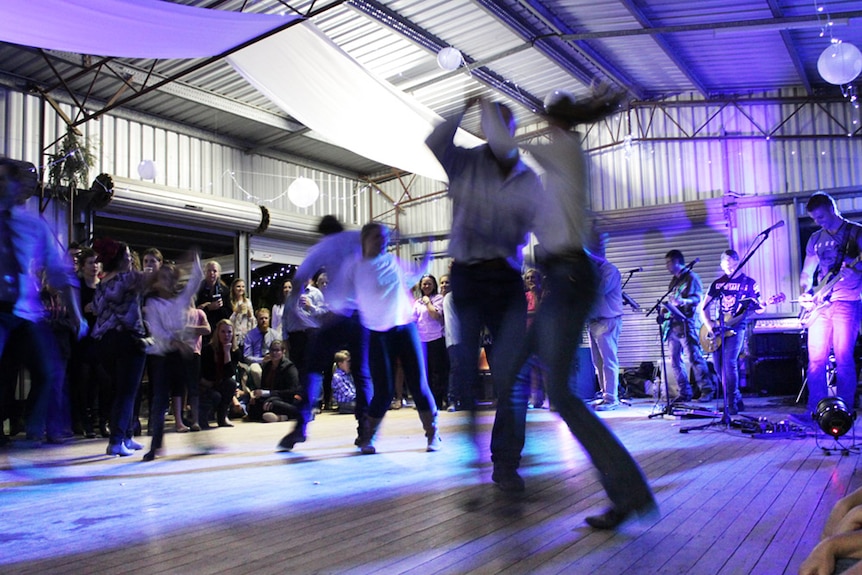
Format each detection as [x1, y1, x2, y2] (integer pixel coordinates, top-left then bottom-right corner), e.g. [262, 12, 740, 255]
[697, 392, 714, 403]
[262, 412, 279, 423]
[124, 438, 144, 451]
[595, 401, 621, 412]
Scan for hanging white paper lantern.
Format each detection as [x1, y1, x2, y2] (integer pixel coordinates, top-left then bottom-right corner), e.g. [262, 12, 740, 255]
[287, 177, 320, 208]
[137, 160, 158, 181]
[437, 47, 462, 71]
[817, 42, 862, 85]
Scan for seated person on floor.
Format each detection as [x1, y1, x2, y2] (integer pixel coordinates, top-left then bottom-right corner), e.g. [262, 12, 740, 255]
[331, 350, 356, 414]
[800, 486, 862, 575]
[248, 340, 303, 424]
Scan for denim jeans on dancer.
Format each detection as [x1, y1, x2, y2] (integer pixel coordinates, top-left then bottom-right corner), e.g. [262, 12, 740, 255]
[301, 311, 371, 429]
[367, 323, 436, 418]
[0, 314, 62, 439]
[807, 300, 861, 413]
[97, 330, 147, 444]
[451, 262, 527, 471]
[532, 256, 652, 509]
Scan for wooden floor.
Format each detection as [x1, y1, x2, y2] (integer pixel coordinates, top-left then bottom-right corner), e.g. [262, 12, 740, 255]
[1, 396, 860, 575]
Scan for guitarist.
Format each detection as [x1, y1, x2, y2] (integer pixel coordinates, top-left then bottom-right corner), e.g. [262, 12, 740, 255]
[661, 250, 713, 403]
[799, 192, 862, 417]
[697, 249, 763, 415]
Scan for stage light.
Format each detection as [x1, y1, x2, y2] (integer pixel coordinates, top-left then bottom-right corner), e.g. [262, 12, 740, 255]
[813, 397, 856, 438]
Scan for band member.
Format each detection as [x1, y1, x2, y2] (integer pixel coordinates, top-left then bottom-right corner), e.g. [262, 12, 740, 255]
[587, 234, 624, 411]
[661, 249, 713, 402]
[799, 192, 862, 416]
[697, 249, 763, 414]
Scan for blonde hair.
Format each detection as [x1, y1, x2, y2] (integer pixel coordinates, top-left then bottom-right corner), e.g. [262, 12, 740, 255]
[333, 350, 350, 373]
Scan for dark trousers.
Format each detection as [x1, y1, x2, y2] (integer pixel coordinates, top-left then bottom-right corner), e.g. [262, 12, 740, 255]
[423, 337, 449, 409]
[531, 256, 652, 509]
[301, 312, 371, 429]
[450, 262, 527, 470]
[367, 323, 436, 418]
[0, 314, 61, 439]
[96, 331, 147, 445]
[148, 350, 190, 451]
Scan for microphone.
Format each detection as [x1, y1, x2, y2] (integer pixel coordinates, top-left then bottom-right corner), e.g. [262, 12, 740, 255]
[682, 257, 700, 272]
[761, 220, 786, 236]
[627, 266, 643, 274]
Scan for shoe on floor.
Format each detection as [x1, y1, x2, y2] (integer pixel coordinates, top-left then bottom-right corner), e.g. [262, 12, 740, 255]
[262, 412, 279, 423]
[106, 442, 132, 457]
[697, 392, 714, 402]
[585, 495, 658, 530]
[277, 430, 306, 451]
[124, 438, 144, 450]
[492, 468, 525, 493]
[595, 401, 621, 412]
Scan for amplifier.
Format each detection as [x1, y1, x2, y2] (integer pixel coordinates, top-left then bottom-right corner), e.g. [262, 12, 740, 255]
[753, 316, 802, 334]
[748, 331, 804, 396]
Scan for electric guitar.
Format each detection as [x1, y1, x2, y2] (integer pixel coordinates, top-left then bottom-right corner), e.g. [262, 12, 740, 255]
[798, 255, 862, 329]
[700, 293, 786, 353]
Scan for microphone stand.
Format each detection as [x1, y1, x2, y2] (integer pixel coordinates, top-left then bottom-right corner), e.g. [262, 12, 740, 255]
[681, 231, 772, 433]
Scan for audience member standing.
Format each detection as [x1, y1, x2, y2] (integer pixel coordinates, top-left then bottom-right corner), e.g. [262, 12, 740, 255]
[270, 279, 292, 337]
[196, 260, 230, 343]
[229, 277, 254, 350]
[412, 274, 447, 409]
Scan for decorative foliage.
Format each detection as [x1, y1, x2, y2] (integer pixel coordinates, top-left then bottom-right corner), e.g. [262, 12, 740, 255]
[47, 129, 94, 197]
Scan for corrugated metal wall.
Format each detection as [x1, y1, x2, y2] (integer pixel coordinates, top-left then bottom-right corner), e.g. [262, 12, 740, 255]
[0, 87, 369, 234]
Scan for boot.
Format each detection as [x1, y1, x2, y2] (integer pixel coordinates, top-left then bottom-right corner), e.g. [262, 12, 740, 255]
[359, 416, 383, 455]
[418, 411, 442, 452]
[277, 412, 307, 451]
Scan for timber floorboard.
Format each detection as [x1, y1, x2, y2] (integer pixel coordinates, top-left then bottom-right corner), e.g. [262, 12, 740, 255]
[1, 396, 861, 575]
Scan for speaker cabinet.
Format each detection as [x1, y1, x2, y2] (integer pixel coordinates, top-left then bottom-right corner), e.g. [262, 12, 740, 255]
[748, 332, 804, 396]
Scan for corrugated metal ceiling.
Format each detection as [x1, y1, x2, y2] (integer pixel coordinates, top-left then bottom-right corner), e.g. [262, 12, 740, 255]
[0, 0, 860, 178]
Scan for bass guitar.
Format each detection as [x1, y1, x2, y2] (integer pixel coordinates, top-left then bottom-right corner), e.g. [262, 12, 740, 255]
[700, 293, 786, 353]
[798, 255, 862, 329]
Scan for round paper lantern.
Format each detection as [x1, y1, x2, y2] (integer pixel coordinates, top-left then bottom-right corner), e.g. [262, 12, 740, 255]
[137, 160, 158, 181]
[817, 42, 862, 85]
[287, 177, 320, 208]
[437, 47, 462, 71]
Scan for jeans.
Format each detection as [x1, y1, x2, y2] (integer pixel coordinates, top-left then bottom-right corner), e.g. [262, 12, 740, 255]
[667, 320, 711, 399]
[712, 329, 745, 408]
[97, 330, 147, 444]
[0, 314, 62, 439]
[301, 312, 371, 430]
[807, 300, 861, 413]
[531, 255, 653, 509]
[451, 262, 527, 470]
[367, 323, 436, 418]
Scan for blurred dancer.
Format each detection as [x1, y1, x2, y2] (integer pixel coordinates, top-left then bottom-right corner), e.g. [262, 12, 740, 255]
[518, 90, 656, 529]
[0, 158, 85, 446]
[426, 97, 540, 491]
[277, 215, 371, 451]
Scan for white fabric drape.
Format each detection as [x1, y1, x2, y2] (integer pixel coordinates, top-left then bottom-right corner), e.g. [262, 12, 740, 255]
[229, 22, 483, 182]
[0, 0, 294, 58]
